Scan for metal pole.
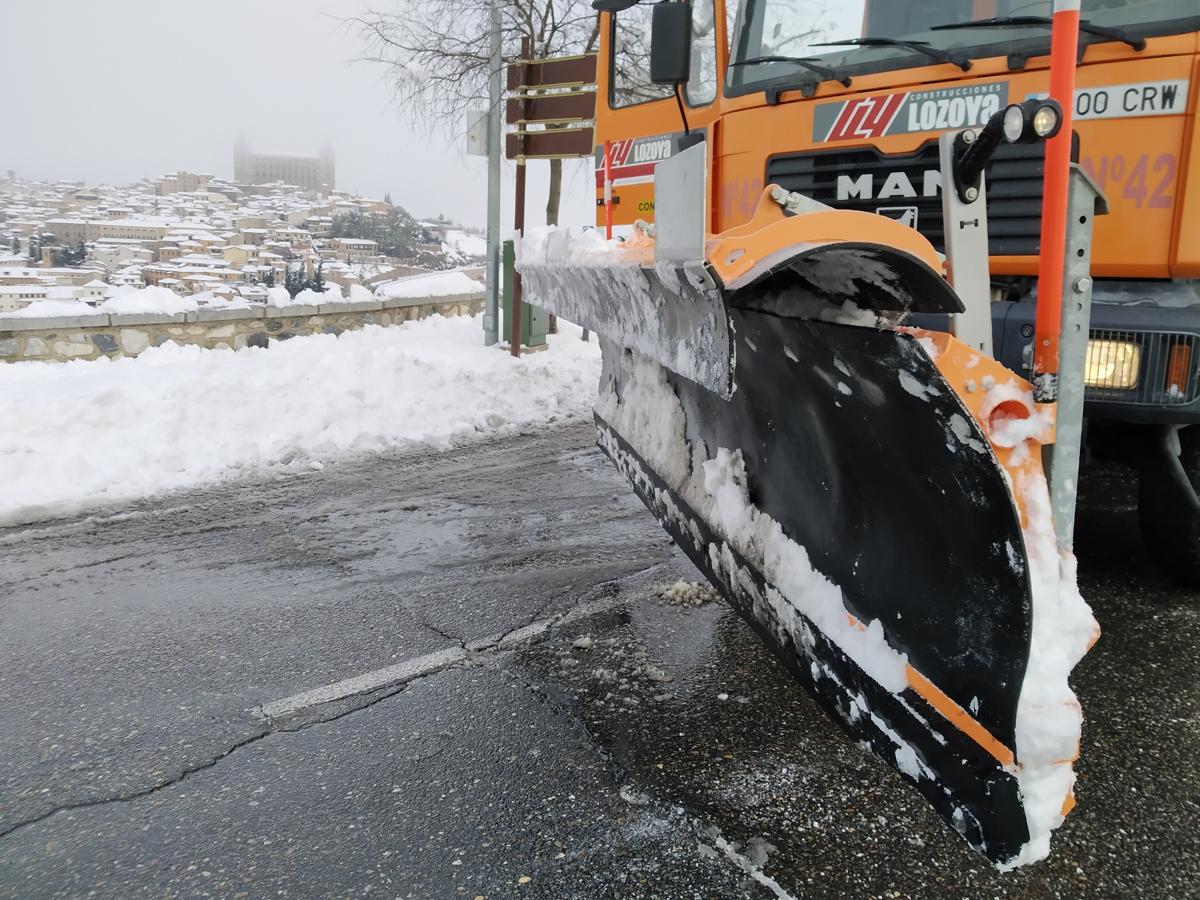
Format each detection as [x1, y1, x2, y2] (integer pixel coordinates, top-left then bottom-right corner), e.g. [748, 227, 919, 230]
[483, 0, 502, 346]
[510, 37, 529, 358]
[512, 159, 526, 356]
[1048, 166, 1105, 552]
[1031, 0, 1081, 403]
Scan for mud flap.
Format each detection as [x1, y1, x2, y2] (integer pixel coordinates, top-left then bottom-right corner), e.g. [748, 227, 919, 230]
[596, 304, 1039, 865]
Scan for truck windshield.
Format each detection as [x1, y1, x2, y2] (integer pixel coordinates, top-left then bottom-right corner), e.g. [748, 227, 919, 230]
[728, 0, 1200, 94]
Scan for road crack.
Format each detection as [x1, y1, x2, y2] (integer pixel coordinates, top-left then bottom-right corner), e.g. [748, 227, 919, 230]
[0, 672, 443, 845]
[0, 726, 271, 843]
[0, 568, 670, 845]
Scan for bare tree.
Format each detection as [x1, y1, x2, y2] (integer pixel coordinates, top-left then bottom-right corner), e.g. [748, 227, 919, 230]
[349, 0, 600, 227]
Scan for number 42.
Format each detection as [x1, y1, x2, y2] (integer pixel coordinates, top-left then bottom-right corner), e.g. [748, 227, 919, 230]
[1083, 153, 1177, 209]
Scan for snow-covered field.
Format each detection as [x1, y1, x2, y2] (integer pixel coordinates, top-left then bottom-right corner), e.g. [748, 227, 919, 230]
[443, 229, 487, 259]
[0, 315, 600, 526]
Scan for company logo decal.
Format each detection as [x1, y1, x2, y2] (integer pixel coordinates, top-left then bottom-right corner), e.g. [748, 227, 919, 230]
[876, 206, 919, 229]
[814, 82, 1008, 142]
[594, 133, 681, 187]
[836, 168, 942, 202]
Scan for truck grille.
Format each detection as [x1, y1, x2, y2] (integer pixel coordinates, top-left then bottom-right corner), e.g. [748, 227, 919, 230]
[765, 138, 1076, 258]
[1086, 329, 1199, 406]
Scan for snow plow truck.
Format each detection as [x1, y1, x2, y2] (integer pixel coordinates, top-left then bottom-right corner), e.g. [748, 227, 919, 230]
[515, 0, 1197, 869]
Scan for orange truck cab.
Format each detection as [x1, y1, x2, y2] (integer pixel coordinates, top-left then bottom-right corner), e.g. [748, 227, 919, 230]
[593, 0, 1200, 586]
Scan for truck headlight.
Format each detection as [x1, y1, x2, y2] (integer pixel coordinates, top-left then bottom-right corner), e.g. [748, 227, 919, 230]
[1084, 340, 1141, 389]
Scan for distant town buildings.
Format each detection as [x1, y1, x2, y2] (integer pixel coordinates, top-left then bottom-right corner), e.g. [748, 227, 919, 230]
[233, 138, 335, 193]
[157, 171, 213, 195]
[0, 165, 486, 314]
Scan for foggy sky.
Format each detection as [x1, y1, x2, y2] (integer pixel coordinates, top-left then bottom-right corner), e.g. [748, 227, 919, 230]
[1, 1, 858, 229]
[0, 0, 593, 228]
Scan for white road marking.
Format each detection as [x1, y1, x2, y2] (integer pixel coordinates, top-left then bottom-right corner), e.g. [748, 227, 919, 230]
[467, 592, 631, 652]
[259, 589, 635, 720]
[259, 646, 467, 720]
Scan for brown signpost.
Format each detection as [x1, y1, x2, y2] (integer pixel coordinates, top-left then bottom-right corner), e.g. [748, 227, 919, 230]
[504, 128, 595, 161]
[505, 91, 596, 127]
[504, 44, 597, 357]
[505, 53, 596, 92]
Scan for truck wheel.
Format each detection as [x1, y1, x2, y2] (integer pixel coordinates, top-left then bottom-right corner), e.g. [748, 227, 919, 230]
[1139, 425, 1200, 590]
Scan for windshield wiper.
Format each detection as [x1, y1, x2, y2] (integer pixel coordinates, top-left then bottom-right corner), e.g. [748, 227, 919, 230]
[813, 37, 972, 71]
[931, 16, 1146, 51]
[729, 55, 852, 88]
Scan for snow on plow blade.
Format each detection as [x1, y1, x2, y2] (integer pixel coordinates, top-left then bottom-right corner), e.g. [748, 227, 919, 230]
[518, 225, 1096, 868]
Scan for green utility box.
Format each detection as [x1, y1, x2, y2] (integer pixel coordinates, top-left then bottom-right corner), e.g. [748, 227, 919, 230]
[502, 240, 548, 349]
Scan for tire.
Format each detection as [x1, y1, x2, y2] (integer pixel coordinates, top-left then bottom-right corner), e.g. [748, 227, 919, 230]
[1139, 425, 1200, 590]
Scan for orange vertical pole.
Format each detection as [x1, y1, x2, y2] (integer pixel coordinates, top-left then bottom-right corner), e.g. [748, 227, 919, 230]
[603, 139, 614, 240]
[1032, 0, 1081, 403]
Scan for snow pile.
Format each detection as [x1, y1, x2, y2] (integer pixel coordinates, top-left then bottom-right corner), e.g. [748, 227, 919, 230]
[0, 315, 600, 526]
[348, 283, 375, 302]
[519, 225, 618, 266]
[99, 285, 199, 315]
[296, 285, 342, 305]
[376, 270, 483, 300]
[658, 580, 718, 607]
[264, 285, 347, 308]
[7, 299, 105, 318]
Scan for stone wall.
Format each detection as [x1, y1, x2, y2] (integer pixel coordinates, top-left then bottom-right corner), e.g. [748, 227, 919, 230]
[0, 292, 484, 363]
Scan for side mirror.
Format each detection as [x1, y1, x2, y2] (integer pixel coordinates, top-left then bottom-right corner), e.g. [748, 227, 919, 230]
[591, 0, 639, 11]
[650, 1, 692, 85]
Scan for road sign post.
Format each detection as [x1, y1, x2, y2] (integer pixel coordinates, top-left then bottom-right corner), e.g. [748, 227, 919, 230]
[483, 0, 502, 347]
[504, 48, 597, 356]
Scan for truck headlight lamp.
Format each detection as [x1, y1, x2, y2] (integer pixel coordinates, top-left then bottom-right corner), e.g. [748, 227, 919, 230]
[1084, 340, 1140, 389]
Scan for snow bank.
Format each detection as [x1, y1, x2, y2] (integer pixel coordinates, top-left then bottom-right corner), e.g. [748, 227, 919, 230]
[518, 225, 617, 266]
[99, 285, 198, 315]
[7, 300, 105, 318]
[0, 315, 600, 526]
[264, 285, 349, 308]
[376, 270, 484, 300]
[266, 286, 293, 307]
[5, 286, 259, 318]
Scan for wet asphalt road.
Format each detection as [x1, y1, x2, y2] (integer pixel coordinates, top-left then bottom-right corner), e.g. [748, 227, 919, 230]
[0, 423, 1196, 899]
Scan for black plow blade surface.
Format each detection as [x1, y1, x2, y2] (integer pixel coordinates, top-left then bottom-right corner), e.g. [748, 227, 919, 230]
[595, 307, 1037, 863]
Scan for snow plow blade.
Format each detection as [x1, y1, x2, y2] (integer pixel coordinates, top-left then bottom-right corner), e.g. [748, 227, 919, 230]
[518, 205, 1095, 868]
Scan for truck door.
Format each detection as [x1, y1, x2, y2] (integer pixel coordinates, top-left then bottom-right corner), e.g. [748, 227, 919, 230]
[595, 0, 725, 230]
